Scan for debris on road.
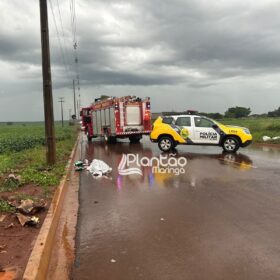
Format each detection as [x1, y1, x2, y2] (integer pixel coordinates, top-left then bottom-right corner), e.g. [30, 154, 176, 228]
[0, 245, 7, 252]
[263, 136, 271, 141]
[16, 213, 39, 227]
[74, 160, 84, 167]
[0, 245, 7, 254]
[7, 174, 22, 183]
[0, 215, 6, 223]
[16, 213, 29, 226]
[1, 198, 45, 228]
[16, 199, 46, 215]
[3, 174, 22, 190]
[263, 135, 280, 142]
[87, 159, 112, 178]
[74, 159, 90, 171]
[17, 199, 33, 214]
[75, 166, 85, 171]
[5, 223, 14, 229]
[160, 218, 165, 221]
[110, 259, 117, 263]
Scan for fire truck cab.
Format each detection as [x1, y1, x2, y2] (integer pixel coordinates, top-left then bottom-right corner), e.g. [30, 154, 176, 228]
[82, 96, 152, 143]
[80, 107, 92, 133]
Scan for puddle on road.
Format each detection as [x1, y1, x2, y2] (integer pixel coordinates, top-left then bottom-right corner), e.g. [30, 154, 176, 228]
[82, 138, 280, 192]
[75, 139, 280, 280]
[114, 151, 255, 190]
[247, 145, 280, 166]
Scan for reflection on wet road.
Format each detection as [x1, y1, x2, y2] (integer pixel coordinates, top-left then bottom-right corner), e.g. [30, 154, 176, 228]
[73, 136, 280, 280]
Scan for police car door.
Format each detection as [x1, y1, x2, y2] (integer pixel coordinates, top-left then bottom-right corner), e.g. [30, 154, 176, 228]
[174, 116, 194, 142]
[193, 117, 220, 144]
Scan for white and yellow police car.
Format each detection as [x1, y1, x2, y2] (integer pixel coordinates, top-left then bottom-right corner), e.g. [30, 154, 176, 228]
[150, 114, 252, 153]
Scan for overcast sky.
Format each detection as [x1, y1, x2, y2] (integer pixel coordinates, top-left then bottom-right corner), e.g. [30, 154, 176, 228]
[1, 0, 280, 121]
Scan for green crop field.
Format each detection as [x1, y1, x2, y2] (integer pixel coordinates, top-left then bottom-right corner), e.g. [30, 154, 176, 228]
[0, 123, 74, 153]
[0, 123, 77, 209]
[218, 117, 280, 143]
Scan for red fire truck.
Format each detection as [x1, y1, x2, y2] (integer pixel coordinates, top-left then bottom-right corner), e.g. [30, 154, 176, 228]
[80, 106, 92, 131]
[81, 96, 152, 143]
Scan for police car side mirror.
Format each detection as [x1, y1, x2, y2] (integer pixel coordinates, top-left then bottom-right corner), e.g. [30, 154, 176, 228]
[212, 124, 218, 129]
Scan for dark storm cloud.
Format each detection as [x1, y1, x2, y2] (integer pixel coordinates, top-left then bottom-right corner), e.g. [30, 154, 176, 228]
[2, 0, 280, 87]
[70, 0, 280, 88]
[140, 0, 280, 76]
[1, 0, 280, 121]
[0, 33, 40, 65]
[81, 66, 185, 86]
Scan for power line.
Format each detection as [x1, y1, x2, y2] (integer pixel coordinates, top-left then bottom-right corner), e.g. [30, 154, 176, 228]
[69, 0, 76, 44]
[69, 0, 81, 107]
[48, 0, 71, 79]
[73, 0, 77, 42]
[55, 0, 72, 75]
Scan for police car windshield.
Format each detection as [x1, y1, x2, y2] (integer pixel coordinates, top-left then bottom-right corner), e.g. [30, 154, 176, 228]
[202, 116, 221, 126]
[162, 117, 174, 124]
[211, 118, 222, 126]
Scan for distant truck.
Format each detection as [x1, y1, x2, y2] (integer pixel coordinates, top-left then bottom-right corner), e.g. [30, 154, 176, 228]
[80, 96, 152, 143]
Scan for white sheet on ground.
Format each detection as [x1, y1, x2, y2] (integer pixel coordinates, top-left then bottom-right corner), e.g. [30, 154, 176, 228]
[87, 159, 112, 178]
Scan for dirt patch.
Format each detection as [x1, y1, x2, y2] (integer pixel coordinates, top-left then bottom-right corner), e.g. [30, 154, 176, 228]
[0, 184, 52, 280]
[0, 184, 45, 201]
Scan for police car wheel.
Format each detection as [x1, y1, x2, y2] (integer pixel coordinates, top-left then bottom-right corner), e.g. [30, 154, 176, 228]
[158, 136, 174, 152]
[223, 137, 239, 153]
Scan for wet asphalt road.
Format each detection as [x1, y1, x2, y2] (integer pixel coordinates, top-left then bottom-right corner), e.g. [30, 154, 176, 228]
[72, 135, 280, 280]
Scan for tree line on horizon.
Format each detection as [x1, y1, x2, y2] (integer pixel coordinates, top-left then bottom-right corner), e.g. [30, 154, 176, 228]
[199, 106, 280, 119]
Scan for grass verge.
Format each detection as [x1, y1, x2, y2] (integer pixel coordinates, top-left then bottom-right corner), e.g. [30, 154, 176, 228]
[0, 199, 16, 213]
[0, 124, 78, 211]
[218, 117, 280, 144]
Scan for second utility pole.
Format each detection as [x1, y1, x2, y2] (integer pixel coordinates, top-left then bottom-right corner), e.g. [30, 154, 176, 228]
[39, 0, 56, 165]
[58, 97, 64, 127]
[73, 79, 77, 118]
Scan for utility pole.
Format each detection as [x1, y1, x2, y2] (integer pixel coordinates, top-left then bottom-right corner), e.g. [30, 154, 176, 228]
[58, 97, 65, 127]
[77, 99, 79, 120]
[39, 0, 56, 165]
[73, 79, 77, 118]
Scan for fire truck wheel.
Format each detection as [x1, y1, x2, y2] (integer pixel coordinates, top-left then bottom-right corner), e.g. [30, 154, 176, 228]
[104, 131, 116, 144]
[158, 136, 174, 152]
[104, 131, 110, 143]
[129, 136, 142, 143]
[109, 136, 117, 144]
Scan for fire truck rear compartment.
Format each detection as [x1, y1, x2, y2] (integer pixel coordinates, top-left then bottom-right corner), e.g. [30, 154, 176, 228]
[87, 96, 152, 141]
[125, 105, 141, 126]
